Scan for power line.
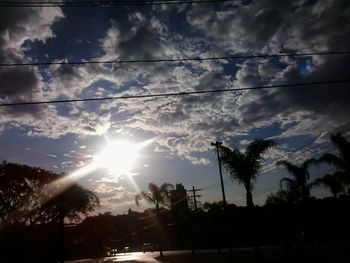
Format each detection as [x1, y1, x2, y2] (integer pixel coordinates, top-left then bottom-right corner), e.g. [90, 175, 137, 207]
[261, 121, 350, 170]
[0, 0, 234, 7]
[202, 177, 234, 190]
[226, 166, 337, 203]
[204, 121, 350, 191]
[226, 166, 335, 203]
[262, 144, 331, 174]
[201, 126, 349, 203]
[260, 122, 350, 174]
[200, 122, 350, 191]
[202, 157, 343, 204]
[1, 51, 349, 67]
[201, 180, 228, 190]
[260, 140, 322, 173]
[1, 79, 349, 107]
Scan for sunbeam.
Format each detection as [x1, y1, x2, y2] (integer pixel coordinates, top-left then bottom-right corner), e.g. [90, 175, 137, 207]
[40, 137, 156, 204]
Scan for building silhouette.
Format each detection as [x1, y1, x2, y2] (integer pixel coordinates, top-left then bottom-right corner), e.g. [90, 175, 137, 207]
[170, 183, 189, 214]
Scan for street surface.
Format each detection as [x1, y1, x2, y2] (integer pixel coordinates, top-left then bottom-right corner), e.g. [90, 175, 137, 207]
[66, 245, 350, 263]
[67, 250, 191, 263]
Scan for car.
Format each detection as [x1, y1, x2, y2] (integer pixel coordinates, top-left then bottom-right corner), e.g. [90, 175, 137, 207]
[142, 243, 154, 253]
[106, 248, 118, 256]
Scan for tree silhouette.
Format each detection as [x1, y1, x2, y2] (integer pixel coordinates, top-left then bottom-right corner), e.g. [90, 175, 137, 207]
[40, 176, 99, 223]
[135, 182, 173, 256]
[203, 201, 225, 212]
[278, 159, 316, 203]
[318, 133, 350, 188]
[218, 139, 275, 207]
[42, 179, 99, 263]
[314, 173, 345, 198]
[0, 161, 55, 225]
[265, 189, 294, 206]
[0, 161, 99, 225]
[135, 183, 174, 212]
[0, 161, 99, 263]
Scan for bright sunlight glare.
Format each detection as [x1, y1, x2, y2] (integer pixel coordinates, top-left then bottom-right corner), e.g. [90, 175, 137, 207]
[39, 138, 156, 208]
[94, 140, 140, 175]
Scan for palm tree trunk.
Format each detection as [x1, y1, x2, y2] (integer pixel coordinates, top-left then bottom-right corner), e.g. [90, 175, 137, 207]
[156, 203, 164, 257]
[246, 191, 254, 207]
[58, 204, 65, 263]
[302, 187, 310, 203]
[333, 191, 338, 198]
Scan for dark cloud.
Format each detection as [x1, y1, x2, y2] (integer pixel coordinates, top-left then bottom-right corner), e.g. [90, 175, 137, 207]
[94, 0, 350, 152]
[1, 0, 349, 161]
[0, 67, 46, 117]
[194, 72, 230, 91]
[0, 68, 39, 98]
[188, 0, 350, 53]
[186, 0, 350, 129]
[0, 7, 63, 117]
[235, 55, 350, 126]
[272, 56, 350, 117]
[103, 13, 171, 60]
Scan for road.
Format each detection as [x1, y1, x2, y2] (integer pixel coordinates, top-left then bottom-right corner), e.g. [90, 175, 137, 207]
[67, 250, 191, 263]
[66, 245, 350, 263]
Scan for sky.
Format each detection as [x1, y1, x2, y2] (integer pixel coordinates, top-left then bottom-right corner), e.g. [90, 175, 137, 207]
[0, 0, 350, 215]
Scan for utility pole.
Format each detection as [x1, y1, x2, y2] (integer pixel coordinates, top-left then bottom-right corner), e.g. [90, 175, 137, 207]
[211, 141, 227, 208]
[188, 186, 201, 255]
[188, 186, 201, 210]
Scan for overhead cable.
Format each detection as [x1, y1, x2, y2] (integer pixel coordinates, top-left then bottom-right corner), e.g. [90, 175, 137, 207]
[200, 121, 350, 191]
[1, 50, 349, 67]
[0, 0, 234, 7]
[260, 121, 350, 174]
[1, 79, 349, 107]
[1, 79, 348, 107]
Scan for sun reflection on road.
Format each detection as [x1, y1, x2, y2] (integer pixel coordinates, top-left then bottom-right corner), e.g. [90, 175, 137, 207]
[67, 252, 161, 262]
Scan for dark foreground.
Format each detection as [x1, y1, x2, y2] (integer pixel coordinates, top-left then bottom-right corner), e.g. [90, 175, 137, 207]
[67, 244, 350, 263]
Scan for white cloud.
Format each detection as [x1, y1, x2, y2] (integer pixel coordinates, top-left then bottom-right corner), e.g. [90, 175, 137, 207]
[1, 1, 349, 167]
[0, 7, 64, 102]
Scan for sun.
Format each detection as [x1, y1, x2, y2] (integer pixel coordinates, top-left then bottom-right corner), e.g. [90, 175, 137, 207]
[94, 140, 139, 175]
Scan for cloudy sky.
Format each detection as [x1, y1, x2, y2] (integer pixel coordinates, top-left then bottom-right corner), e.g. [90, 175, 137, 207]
[0, 0, 349, 214]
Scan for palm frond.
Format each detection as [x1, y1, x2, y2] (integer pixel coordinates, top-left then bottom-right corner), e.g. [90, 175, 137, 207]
[135, 182, 173, 208]
[159, 183, 174, 205]
[319, 153, 344, 169]
[246, 139, 275, 161]
[219, 145, 245, 179]
[277, 160, 302, 177]
[219, 140, 274, 193]
[135, 191, 153, 206]
[331, 133, 350, 162]
[148, 183, 160, 193]
[160, 183, 174, 193]
[314, 172, 345, 197]
[280, 177, 296, 189]
[302, 158, 317, 170]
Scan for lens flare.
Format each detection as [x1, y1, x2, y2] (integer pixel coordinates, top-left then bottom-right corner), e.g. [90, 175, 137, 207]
[39, 137, 156, 205]
[94, 140, 139, 175]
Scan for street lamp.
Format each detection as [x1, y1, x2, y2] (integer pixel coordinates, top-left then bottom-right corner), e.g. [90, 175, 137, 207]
[211, 141, 227, 208]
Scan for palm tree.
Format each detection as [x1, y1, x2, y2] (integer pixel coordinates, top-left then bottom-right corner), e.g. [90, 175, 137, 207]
[218, 139, 275, 207]
[314, 173, 345, 198]
[278, 159, 316, 203]
[135, 182, 173, 257]
[265, 189, 294, 206]
[318, 133, 350, 187]
[135, 182, 174, 213]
